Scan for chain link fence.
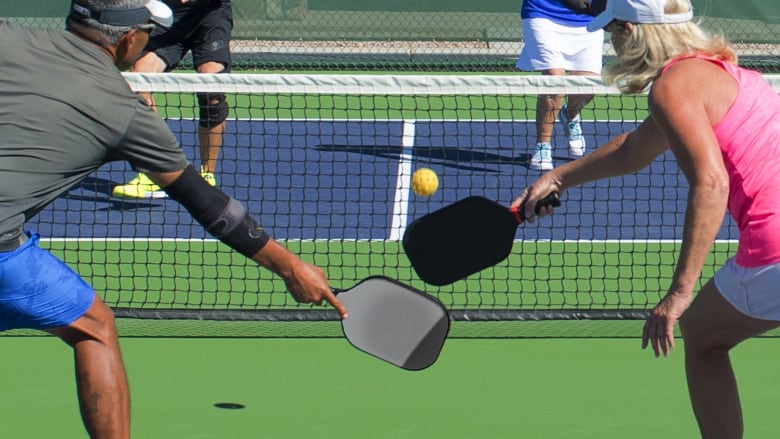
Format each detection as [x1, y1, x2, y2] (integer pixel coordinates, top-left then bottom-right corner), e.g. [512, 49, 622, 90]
[3, 0, 779, 71]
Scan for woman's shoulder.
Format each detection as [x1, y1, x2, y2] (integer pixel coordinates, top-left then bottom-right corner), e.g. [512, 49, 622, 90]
[650, 56, 738, 126]
[654, 56, 734, 95]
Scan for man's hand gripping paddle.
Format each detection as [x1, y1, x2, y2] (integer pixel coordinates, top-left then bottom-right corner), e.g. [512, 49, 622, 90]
[336, 276, 450, 370]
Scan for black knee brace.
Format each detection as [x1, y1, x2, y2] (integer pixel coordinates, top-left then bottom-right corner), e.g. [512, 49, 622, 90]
[197, 92, 229, 128]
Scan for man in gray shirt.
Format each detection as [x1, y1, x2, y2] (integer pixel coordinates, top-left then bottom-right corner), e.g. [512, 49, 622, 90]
[0, 1, 347, 437]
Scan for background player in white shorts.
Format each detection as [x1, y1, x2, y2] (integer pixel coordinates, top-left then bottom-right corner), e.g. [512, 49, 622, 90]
[517, 0, 605, 170]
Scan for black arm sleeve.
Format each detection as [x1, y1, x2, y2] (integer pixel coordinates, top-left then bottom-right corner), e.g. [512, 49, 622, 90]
[164, 166, 270, 258]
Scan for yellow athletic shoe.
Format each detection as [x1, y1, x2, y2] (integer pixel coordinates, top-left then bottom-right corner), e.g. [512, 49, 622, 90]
[111, 173, 166, 199]
[200, 168, 217, 187]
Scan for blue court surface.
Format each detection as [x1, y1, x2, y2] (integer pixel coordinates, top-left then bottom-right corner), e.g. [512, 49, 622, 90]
[30, 118, 736, 242]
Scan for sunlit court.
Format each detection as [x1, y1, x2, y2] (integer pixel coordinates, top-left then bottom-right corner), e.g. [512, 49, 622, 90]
[3, 2, 780, 437]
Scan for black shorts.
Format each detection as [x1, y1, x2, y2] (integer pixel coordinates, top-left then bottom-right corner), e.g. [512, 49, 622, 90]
[146, 0, 233, 71]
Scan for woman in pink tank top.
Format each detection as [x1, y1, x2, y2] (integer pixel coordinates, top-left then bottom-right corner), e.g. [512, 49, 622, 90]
[513, 0, 780, 437]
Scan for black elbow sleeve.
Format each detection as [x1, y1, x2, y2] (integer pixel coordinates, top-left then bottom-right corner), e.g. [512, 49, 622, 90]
[165, 166, 270, 257]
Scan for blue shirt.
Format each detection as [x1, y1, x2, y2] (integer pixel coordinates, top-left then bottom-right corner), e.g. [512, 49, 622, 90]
[521, 0, 593, 26]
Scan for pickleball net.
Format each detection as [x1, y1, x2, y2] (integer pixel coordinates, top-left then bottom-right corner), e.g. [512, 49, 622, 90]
[8, 72, 780, 338]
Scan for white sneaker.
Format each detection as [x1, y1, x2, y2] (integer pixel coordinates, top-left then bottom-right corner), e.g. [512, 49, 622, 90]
[528, 142, 553, 170]
[559, 104, 585, 158]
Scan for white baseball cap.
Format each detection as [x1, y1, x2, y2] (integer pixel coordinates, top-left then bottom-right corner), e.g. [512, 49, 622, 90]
[587, 0, 693, 32]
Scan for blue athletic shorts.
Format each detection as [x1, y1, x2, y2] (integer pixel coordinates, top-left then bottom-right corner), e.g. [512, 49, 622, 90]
[0, 233, 94, 331]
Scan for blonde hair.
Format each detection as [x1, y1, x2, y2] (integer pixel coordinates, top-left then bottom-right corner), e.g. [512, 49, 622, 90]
[603, 0, 737, 94]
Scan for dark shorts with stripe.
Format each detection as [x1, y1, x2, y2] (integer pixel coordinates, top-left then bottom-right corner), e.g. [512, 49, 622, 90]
[147, 0, 233, 71]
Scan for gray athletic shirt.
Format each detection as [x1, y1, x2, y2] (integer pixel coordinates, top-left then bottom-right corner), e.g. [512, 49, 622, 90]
[0, 21, 190, 237]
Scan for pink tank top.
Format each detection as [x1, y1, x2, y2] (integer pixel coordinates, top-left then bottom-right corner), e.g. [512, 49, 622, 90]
[662, 55, 780, 267]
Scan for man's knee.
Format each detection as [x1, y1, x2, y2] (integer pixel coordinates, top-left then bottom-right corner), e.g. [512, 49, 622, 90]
[48, 298, 118, 347]
[132, 51, 166, 73]
[197, 92, 229, 128]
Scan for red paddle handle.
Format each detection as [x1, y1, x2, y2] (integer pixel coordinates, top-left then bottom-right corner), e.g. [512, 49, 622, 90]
[510, 192, 561, 223]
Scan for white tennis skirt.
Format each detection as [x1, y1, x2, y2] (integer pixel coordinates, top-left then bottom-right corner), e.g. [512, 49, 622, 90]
[714, 257, 780, 321]
[516, 17, 604, 73]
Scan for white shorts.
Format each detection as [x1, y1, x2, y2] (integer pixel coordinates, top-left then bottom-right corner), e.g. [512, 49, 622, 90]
[714, 257, 780, 321]
[516, 18, 604, 73]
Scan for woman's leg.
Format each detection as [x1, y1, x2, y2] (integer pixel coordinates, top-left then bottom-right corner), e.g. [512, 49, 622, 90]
[679, 279, 780, 439]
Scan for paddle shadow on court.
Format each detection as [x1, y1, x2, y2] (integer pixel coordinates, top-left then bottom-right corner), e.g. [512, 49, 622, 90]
[316, 144, 559, 172]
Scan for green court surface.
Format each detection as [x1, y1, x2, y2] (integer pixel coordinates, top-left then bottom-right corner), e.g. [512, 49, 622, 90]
[2, 336, 780, 438]
[35, 240, 732, 327]
[156, 90, 649, 122]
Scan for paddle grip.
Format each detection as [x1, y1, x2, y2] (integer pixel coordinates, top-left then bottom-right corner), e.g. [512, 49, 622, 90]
[510, 192, 561, 223]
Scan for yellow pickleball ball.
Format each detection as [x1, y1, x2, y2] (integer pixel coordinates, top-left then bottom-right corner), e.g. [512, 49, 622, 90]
[411, 168, 439, 196]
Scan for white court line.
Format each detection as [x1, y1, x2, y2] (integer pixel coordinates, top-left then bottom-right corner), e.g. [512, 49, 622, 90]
[388, 120, 416, 241]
